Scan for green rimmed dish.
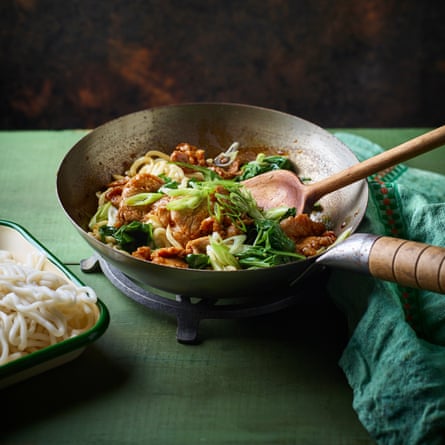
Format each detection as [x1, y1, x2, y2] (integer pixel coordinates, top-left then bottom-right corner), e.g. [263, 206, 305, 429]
[0, 220, 110, 389]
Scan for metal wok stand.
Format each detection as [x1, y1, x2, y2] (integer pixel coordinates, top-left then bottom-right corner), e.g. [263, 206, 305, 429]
[81, 254, 322, 344]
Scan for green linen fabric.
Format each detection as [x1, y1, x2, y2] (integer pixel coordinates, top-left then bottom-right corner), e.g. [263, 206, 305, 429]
[329, 133, 445, 445]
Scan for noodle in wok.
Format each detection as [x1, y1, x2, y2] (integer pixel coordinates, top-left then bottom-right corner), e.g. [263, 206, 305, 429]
[0, 250, 99, 365]
[89, 143, 337, 270]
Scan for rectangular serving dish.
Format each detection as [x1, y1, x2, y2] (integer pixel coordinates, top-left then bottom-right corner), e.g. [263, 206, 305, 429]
[0, 219, 110, 389]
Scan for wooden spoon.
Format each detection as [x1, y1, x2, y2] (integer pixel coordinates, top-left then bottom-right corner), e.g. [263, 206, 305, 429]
[243, 126, 445, 213]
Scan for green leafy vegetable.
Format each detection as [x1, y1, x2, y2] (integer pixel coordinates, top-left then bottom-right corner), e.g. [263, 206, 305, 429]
[233, 217, 303, 268]
[98, 225, 116, 240]
[237, 246, 305, 268]
[238, 154, 294, 181]
[185, 253, 211, 269]
[253, 219, 295, 252]
[158, 174, 179, 189]
[100, 221, 154, 253]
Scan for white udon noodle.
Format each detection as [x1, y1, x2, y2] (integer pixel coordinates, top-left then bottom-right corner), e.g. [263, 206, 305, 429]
[0, 250, 99, 366]
[127, 150, 187, 183]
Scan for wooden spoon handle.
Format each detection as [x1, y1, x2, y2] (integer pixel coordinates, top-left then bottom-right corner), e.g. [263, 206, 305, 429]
[369, 237, 445, 293]
[306, 125, 445, 204]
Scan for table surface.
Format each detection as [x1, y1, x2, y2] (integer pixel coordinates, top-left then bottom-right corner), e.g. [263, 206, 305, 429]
[1, 129, 444, 445]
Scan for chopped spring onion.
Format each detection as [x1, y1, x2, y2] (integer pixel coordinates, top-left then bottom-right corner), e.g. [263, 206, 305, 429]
[263, 206, 296, 221]
[207, 233, 241, 270]
[165, 188, 206, 210]
[89, 201, 112, 229]
[124, 192, 164, 206]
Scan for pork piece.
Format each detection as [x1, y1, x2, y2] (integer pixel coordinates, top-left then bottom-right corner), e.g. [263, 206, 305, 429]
[132, 245, 189, 268]
[169, 202, 210, 247]
[170, 142, 207, 172]
[280, 213, 327, 239]
[132, 246, 151, 261]
[280, 213, 337, 257]
[295, 231, 336, 257]
[145, 195, 171, 227]
[185, 236, 210, 254]
[197, 216, 220, 237]
[150, 247, 188, 268]
[116, 172, 165, 226]
[121, 172, 164, 199]
[199, 215, 245, 238]
[143, 195, 211, 248]
[144, 190, 241, 249]
[183, 216, 243, 254]
[104, 177, 128, 207]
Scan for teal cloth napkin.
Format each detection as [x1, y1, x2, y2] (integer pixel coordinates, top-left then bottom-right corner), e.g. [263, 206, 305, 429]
[329, 133, 445, 445]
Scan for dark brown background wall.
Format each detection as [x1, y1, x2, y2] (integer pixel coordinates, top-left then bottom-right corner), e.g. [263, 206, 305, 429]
[1, 0, 444, 129]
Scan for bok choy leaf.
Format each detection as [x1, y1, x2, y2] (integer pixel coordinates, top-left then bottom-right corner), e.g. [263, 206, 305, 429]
[238, 154, 294, 181]
[185, 253, 210, 269]
[100, 221, 154, 253]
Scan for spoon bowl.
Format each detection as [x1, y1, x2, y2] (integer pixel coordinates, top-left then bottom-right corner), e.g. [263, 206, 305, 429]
[243, 125, 445, 213]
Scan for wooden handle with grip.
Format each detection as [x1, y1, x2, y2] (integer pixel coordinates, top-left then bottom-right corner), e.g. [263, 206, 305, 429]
[306, 125, 445, 205]
[369, 237, 445, 293]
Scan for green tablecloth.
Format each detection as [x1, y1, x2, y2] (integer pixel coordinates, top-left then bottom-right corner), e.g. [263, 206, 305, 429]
[333, 132, 445, 444]
[0, 129, 443, 445]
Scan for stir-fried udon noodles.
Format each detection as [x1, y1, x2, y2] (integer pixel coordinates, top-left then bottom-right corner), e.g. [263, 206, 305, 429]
[89, 142, 337, 270]
[0, 250, 99, 365]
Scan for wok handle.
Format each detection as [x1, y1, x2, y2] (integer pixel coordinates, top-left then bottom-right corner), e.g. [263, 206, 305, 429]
[318, 233, 445, 294]
[369, 236, 445, 293]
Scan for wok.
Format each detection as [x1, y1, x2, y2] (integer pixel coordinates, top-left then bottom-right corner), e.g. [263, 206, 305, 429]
[56, 103, 445, 298]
